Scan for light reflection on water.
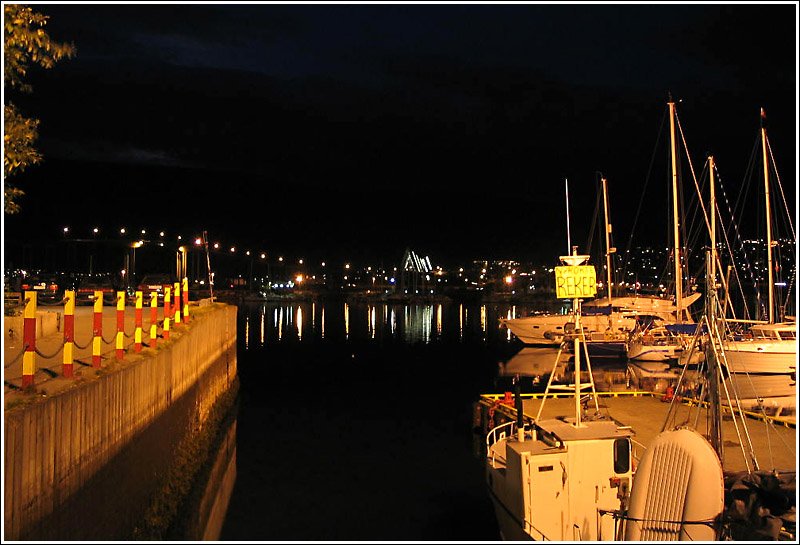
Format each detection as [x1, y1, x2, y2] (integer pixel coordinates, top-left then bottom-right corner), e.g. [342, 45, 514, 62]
[238, 300, 548, 348]
[297, 306, 303, 341]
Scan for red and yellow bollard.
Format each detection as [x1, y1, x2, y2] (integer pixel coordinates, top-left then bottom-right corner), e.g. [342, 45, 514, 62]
[116, 291, 125, 360]
[134, 291, 143, 352]
[63, 290, 75, 378]
[149, 292, 158, 348]
[22, 291, 37, 388]
[163, 286, 171, 341]
[182, 277, 190, 323]
[173, 281, 182, 326]
[92, 290, 103, 367]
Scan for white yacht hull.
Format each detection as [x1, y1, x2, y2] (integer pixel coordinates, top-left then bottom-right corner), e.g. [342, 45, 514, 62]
[627, 341, 681, 362]
[722, 341, 797, 374]
[501, 313, 638, 347]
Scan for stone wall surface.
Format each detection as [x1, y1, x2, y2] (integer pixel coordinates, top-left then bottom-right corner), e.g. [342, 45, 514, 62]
[3, 304, 238, 540]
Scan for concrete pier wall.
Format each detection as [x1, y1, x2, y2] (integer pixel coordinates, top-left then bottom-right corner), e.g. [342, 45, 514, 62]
[6, 310, 62, 339]
[3, 304, 238, 540]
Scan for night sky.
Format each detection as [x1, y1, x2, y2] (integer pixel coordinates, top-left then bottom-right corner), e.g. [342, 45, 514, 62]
[3, 2, 797, 267]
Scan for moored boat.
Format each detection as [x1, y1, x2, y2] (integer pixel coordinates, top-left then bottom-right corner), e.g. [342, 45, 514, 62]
[723, 322, 797, 374]
[482, 100, 796, 542]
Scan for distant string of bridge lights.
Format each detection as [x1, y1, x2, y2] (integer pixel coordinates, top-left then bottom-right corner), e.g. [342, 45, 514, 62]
[58, 225, 369, 270]
[60, 225, 299, 261]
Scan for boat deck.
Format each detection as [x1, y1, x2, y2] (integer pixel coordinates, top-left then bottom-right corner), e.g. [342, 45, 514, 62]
[482, 392, 796, 474]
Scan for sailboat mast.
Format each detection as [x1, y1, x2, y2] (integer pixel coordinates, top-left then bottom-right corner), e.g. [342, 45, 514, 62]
[669, 99, 684, 323]
[761, 108, 774, 323]
[709, 156, 716, 287]
[602, 176, 613, 306]
[565, 178, 572, 254]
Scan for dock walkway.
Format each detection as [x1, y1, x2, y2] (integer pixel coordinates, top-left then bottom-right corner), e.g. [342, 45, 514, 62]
[483, 393, 796, 474]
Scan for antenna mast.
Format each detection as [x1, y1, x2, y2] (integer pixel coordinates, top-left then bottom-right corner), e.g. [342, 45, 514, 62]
[565, 178, 572, 254]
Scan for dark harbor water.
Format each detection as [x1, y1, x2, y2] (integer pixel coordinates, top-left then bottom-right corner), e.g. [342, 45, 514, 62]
[218, 299, 554, 541]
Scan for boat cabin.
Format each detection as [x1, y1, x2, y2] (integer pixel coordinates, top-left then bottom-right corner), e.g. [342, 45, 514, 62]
[487, 417, 633, 541]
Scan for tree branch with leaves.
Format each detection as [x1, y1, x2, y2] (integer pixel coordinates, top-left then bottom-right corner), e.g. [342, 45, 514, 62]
[4, 4, 75, 214]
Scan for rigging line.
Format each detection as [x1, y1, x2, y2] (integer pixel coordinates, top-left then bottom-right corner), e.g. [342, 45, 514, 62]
[715, 311, 761, 472]
[621, 107, 667, 281]
[674, 112, 693, 295]
[711, 328, 755, 473]
[732, 133, 761, 225]
[766, 137, 794, 240]
[761, 398, 776, 471]
[662, 321, 710, 435]
[684, 164, 709, 266]
[675, 113, 711, 286]
[781, 267, 795, 318]
[710, 163, 741, 320]
[761, 411, 797, 462]
[715, 166, 764, 321]
[585, 173, 601, 259]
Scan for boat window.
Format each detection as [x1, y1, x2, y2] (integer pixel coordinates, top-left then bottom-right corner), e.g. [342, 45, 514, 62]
[778, 331, 796, 340]
[613, 438, 630, 474]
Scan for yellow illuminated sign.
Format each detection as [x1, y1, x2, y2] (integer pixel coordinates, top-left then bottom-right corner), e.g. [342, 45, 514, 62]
[555, 265, 597, 299]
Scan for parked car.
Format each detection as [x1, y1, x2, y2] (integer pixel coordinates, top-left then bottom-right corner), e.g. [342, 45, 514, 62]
[75, 274, 118, 305]
[20, 272, 66, 304]
[135, 274, 175, 302]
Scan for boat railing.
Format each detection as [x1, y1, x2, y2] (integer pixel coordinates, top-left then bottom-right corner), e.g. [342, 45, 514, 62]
[630, 438, 647, 465]
[486, 420, 517, 467]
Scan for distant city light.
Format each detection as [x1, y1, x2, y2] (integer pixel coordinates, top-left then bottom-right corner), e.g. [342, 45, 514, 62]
[195, 238, 202, 245]
[120, 228, 126, 234]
